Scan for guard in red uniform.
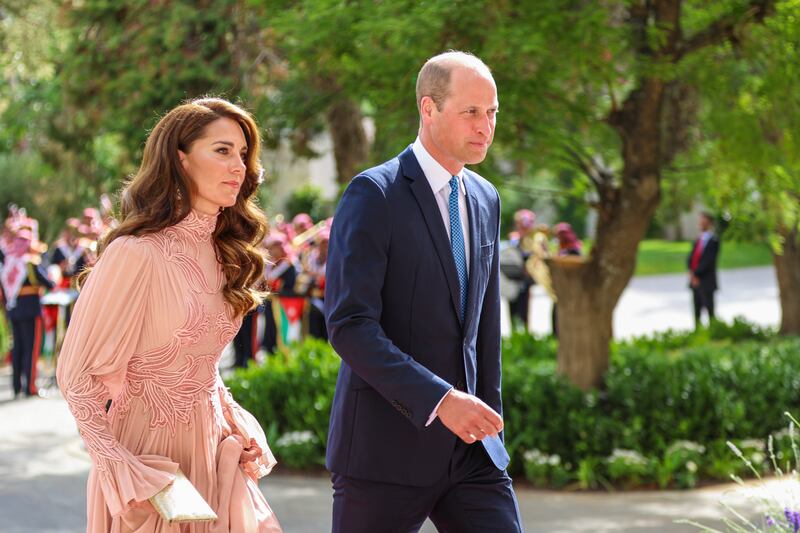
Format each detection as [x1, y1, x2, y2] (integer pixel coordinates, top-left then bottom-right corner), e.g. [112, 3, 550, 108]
[0, 227, 54, 397]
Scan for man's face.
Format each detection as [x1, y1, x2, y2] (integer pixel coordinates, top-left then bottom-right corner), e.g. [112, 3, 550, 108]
[422, 67, 498, 173]
[699, 215, 712, 232]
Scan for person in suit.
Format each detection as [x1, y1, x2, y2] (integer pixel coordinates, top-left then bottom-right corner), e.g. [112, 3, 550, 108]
[687, 211, 720, 327]
[0, 227, 54, 397]
[325, 51, 522, 533]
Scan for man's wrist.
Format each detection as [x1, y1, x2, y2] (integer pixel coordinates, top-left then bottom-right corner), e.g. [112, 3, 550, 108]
[425, 387, 454, 427]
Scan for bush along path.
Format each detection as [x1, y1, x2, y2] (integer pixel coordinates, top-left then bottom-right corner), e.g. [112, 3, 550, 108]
[225, 318, 799, 490]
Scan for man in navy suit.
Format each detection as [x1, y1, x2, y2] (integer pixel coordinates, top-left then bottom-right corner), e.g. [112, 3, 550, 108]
[325, 51, 522, 532]
[687, 212, 720, 327]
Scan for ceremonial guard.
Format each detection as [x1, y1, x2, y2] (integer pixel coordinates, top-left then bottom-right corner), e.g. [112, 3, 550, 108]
[0, 226, 54, 397]
[294, 226, 328, 340]
[262, 233, 299, 352]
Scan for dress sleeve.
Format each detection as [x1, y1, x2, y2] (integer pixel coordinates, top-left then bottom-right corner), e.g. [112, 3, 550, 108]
[56, 236, 178, 517]
[217, 376, 277, 480]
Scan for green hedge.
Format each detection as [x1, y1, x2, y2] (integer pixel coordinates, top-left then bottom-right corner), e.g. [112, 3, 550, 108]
[226, 338, 339, 469]
[0, 313, 9, 357]
[225, 319, 800, 489]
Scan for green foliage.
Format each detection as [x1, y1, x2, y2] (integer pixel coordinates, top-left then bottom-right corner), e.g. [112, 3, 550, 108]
[0, 310, 9, 357]
[657, 441, 705, 489]
[225, 338, 339, 463]
[506, 323, 796, 489]
[634, 239, 772, 276]
[606, 449, 653, 488]
[226, 319, 796, 490]
[686, 0, 800, 249]
[284, 184, 332, 221]
[272, 430, 324, 469]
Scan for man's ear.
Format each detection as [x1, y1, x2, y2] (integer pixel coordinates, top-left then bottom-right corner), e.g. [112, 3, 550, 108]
[420, 96, 435, 123]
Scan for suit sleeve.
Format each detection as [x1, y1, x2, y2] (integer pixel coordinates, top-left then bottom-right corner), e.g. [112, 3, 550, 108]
[325, 175, 452, 429]
[56, 237, 178, 517]
[476, 189, 503, 418]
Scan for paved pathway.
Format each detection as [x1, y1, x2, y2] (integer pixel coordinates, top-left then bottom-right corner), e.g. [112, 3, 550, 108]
[1, 266, 786, 532]
[524, 266, 779, 338]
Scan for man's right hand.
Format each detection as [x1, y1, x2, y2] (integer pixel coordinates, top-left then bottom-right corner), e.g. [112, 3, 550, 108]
[436, 389, 503, 444]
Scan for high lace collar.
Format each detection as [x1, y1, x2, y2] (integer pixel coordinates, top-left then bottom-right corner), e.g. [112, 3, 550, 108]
[174, 209, 219, 242]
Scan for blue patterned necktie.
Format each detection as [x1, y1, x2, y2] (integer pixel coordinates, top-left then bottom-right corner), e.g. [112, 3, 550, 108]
[448, 175, 468, 321]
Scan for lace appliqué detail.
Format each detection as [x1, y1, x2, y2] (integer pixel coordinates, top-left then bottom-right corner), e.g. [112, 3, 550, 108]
[63, 373, 128, 475]
[113, 297, 222, 434]
[112, 217, 238, 435]
[216, 308, 242, 347]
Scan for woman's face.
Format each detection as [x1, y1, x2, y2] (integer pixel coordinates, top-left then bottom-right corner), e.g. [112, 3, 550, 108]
[179, 117, 248, 215]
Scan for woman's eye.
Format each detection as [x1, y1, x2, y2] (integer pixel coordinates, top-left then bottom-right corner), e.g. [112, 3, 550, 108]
[217, 148, 229, 154]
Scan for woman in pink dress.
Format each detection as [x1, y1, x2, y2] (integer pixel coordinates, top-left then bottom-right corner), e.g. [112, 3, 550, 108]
[57, 98, 283, 532]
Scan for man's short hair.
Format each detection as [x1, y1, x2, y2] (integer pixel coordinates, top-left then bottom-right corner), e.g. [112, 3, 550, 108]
[415, 51, 493, 111]
[700, 211, 715, 224]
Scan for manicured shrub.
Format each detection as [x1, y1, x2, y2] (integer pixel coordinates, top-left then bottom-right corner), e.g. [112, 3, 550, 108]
[226, 319, 799, 490]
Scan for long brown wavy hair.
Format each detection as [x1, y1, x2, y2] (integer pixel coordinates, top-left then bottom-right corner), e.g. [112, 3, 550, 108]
[81, 97, 267, 317]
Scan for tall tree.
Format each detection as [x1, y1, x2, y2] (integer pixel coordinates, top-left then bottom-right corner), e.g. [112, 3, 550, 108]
[547, 0, 774, 389]
[58, 0, 247, 168]
[689, 0, 800, 334]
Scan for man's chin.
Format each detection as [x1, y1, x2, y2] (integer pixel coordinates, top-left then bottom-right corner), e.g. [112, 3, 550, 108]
[465, 153, 488, 165]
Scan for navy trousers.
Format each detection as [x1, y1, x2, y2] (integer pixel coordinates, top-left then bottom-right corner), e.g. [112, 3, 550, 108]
[692, 286, 715, 325]
[11, 317, 40, 396]
[332, 439, 523, 533]
[233, 310, 258, 368]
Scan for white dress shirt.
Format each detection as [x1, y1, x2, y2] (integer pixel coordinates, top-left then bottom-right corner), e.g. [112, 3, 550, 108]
[411, 138, 471, 426]
[412, 138, 470, 273]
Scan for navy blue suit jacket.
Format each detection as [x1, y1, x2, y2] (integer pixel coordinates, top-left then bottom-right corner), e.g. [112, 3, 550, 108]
[687, 235, 720, 291]
[325, 146, 509, 487]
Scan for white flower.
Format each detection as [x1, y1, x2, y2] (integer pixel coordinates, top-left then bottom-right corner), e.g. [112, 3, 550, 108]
[666, 440, 706, 455]
[608, 449, 648, 466]
[738, 438, 765, 451]
[276, 430, 317, 448]
[524, 449, 560, 466]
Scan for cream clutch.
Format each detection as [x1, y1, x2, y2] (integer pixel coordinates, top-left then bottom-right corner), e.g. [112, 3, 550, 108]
[149, 469, 218, 524]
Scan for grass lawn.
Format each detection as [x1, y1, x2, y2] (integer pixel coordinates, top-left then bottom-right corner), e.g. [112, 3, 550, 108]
[635, 240, 773, 276]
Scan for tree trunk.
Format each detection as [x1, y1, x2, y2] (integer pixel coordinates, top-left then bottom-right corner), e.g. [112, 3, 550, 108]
[550, 258, 613, 391]
[550, 186, 659, 390]
[326, 97, 369, 185]
[774, 227, 800, 335]
[547, 0, 772, 390]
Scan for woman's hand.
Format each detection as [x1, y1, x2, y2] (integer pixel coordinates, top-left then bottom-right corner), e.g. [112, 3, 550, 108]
[239, 437, 262, 465]
[130, 498, 157, 514]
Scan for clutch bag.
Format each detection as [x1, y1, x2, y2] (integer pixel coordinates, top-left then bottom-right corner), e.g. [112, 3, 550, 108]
[149, 468, 218, 524]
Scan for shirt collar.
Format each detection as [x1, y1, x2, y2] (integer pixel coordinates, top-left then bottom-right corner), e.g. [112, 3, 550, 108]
[412, 137, 466, 195]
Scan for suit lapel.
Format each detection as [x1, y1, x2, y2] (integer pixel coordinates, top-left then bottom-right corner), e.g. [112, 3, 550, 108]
[463, 174, 481, 331]
[400, 147, 463, 325]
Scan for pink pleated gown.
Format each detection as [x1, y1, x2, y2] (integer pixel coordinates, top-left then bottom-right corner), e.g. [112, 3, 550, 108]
[57, 210, 283, 532]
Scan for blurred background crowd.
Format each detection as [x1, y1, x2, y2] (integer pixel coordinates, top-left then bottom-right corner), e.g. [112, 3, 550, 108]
[1, 195, 596, 398]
